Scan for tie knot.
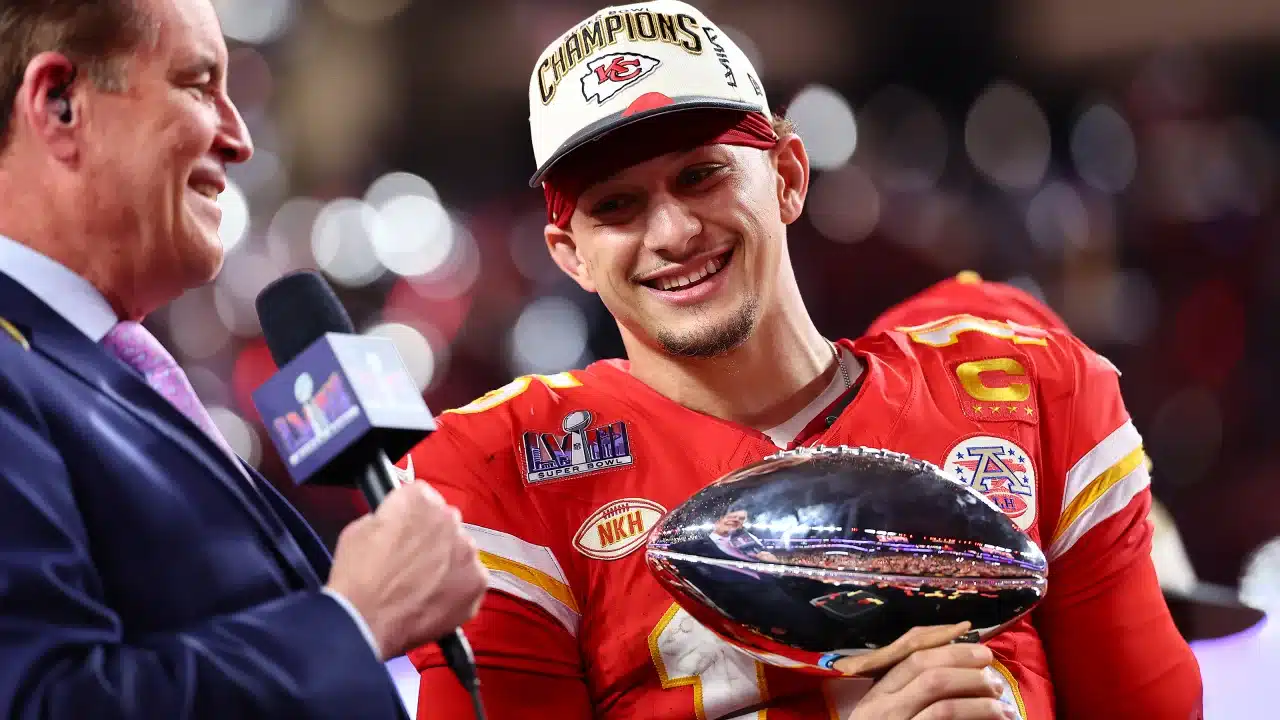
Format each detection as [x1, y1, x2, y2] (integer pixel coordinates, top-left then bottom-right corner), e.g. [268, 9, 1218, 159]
[101, 320, 179, 379]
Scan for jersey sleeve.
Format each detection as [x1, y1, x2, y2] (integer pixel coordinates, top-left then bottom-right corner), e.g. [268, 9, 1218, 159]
[400, 417, 592, 719]
[1034, 335, 1202, 719]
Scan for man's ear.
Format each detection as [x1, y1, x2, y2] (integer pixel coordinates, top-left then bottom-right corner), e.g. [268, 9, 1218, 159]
[773, 133, 810, 225]
[545, 223, 597, 293]
[18, 52, 81, 162]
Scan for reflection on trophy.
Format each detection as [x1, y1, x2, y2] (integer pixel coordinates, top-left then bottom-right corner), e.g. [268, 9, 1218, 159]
[707, 509, 780, 564]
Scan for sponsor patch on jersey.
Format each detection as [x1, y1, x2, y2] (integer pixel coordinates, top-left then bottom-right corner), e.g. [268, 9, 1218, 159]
[581, 52, 661, 104]
[520, 410, 635, 484]
[573, 498, 666, 560]
[943, 435, 1037, 532]
[949, 356, 1039, 425]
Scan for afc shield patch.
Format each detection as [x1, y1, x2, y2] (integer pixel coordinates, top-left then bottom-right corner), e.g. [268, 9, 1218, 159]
[943, 435, 1037, 532]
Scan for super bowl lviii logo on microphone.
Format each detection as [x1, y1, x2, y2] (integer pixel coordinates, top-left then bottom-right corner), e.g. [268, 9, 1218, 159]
[270, 371, 361, 467]
[521, 409, 635, 484]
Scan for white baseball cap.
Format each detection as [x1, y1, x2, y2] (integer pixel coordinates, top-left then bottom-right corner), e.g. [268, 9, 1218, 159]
[527, 0, 771, 187]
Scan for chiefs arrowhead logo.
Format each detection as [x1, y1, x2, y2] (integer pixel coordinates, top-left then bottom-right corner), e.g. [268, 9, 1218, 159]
[581, 52, 661, 105]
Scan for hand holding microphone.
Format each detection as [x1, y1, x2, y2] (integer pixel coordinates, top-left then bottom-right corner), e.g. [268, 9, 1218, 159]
[327, 479, 486, 661]
[252, 271, 486, 716]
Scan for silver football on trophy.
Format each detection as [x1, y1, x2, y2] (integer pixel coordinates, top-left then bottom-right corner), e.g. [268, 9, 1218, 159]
[644, 446, 1048, 676]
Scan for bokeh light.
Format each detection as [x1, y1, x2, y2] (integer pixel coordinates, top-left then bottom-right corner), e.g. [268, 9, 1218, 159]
[208, 406, 262, 467]
[266, 197, 323, 274]
[216, 0, 295, 45]
[371, 195, 455, 278]
[364, 321, 437, 391]
[509, 210, 561, 285]
[787, 84, 858, 170]
[213, 250, 282, 337]
[365, 172, 440, 209]
[966, 82, 1051, 190]
[311, 199, 386, 288]
[1071, 103, 1138, 194]
[507, 297, 590, 376]
[1025, 181, 1090, 253]
[857, 85, 949, 192]
[217, 180, 250, 254]
[167, 287, 230, 361]
[808, 164, 881, 243]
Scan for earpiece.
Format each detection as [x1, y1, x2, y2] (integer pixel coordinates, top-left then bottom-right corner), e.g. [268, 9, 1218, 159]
[50, 95, 71, 124]
[49, 68, 75, 124]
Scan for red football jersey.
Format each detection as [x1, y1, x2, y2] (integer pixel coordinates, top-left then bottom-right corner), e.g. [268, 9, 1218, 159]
[407, 285, 1200, 719]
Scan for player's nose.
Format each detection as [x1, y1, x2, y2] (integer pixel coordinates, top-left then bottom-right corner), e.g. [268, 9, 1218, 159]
[641, 195, 702, 257]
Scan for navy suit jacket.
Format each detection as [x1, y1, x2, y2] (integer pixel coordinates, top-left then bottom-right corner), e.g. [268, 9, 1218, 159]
[0, 272, 408, 719]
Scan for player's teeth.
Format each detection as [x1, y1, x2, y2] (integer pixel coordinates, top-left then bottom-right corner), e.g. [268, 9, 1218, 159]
[656, 254, 727, 290]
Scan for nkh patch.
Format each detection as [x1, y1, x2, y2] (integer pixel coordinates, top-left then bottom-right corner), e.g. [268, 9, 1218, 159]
[574, 498, 666, 560]
[943, 436, 1038, 532]
[521, 409, 635, 484]
[580, 52, 661, 104]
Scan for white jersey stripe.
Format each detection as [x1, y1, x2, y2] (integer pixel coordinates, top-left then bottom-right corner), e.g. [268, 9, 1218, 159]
[1049, 462, 1150, 561]
[464, 524, 580, 635]
[1061, 420, 1142, 514]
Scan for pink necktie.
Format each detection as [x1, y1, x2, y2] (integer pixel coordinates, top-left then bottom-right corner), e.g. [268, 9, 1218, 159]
[101, 321, 238, 461]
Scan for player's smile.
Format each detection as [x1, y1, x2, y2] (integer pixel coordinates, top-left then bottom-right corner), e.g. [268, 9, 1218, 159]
[636, 246, 736, 307]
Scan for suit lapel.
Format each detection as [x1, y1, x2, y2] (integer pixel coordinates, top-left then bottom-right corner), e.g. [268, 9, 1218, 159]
[245, 461, 328, 587]
[0, 273, 312, 581]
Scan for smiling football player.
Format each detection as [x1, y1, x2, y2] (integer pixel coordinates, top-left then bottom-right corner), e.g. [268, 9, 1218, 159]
[405, 2, 1202, 719]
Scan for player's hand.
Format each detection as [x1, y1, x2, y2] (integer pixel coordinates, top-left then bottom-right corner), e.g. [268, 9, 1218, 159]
[846, 633, 1015, 720]
[326, 481, 487, 661]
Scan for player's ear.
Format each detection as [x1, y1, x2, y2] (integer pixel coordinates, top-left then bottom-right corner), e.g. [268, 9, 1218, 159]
[545, 223, 597, 293]
[772, 133, 809, 225]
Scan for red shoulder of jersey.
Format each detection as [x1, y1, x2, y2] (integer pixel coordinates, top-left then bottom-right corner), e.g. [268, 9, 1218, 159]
[867, 271, 1068, 336]
[871, 310, 1140, 564]
[870, 314, 1199, 717]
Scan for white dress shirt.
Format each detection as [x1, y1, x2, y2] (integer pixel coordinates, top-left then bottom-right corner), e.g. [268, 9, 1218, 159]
[0, 233, 383, 659]
[0, 233, 117, 341]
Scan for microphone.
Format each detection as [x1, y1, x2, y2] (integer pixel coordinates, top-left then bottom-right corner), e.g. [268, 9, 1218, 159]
[251, 270, 484, 719]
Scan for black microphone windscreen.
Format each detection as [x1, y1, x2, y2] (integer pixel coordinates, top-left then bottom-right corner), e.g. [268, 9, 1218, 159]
[256, 271, 356, 367]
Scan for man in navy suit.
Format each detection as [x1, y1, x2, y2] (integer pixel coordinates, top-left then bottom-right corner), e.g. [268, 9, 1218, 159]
[0, 0, 487, 717]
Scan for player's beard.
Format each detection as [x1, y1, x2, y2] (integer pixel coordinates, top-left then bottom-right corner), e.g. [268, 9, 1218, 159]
[656, 294, 759, 358]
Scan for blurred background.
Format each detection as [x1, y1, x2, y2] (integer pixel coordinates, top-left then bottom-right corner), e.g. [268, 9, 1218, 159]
[194, 0, 1278, 714]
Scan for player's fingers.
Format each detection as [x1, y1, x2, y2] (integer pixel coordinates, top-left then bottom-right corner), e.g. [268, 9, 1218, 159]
[915, 697, 1017, 720]
[898, 666, 1003, 709]
[836, 622, 974, 677]
[872, 641, 994, 696]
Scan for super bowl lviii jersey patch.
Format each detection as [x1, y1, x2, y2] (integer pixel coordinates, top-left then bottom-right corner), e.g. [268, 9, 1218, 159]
[520, 409, 636, 484]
